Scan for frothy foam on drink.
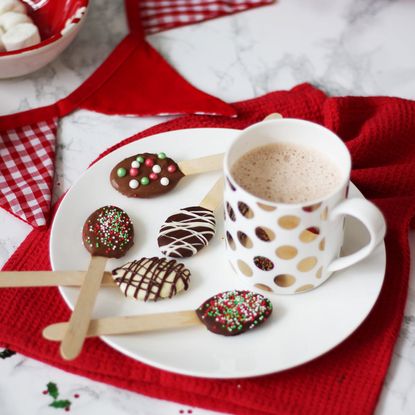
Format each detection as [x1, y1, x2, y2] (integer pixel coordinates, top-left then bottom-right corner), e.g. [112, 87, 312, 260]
[231, 143, 342, 203]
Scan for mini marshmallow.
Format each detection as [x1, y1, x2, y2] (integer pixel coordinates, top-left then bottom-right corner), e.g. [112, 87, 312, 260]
[0, 11, 31, 31]
[0, 0, 26, 15]
[0, 26, 5, 52]
[2, 22, 40, 51]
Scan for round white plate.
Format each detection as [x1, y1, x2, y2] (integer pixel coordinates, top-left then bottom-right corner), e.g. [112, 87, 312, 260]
[50, 128, 386, 378]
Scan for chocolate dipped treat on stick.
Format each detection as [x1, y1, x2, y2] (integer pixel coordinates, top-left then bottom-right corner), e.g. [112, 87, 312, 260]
[59, 205, 134, 360]
[157, 177, 224, 258]
[110, 152, 224, 198]
[0, 258, 190, 303]
[112, 257, 190, 301]
[43, 290, 273, 340]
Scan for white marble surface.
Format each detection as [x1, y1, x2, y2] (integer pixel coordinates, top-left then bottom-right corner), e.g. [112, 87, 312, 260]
[1, 0, 415, 414]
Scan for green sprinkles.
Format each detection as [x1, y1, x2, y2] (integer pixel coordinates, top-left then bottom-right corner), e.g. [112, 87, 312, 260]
[136, 156, 145, 163]
[140, 176, 150, 185]
[157, 152, 167, 160]
[117, 167, 127, 178]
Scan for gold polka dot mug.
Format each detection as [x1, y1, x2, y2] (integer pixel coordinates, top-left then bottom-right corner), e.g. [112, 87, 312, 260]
[223, 118, 386, 294]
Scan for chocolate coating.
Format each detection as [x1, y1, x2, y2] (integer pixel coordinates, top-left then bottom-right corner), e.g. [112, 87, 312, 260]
[196, 290, 273, 336]
[112, 257, 190, 301]
[110, 152, 184, 198]
[82, 205, 134, 258]
[158, 206, 216, 258]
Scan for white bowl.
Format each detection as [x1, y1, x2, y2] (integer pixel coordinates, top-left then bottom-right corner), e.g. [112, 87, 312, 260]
[0, 0, 88, 78]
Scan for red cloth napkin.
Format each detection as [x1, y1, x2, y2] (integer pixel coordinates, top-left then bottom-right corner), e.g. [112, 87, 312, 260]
[2, 83, 415, 415]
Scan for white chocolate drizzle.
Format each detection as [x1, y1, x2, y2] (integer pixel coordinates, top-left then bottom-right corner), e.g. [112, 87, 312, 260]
[158, 206, 216, 258]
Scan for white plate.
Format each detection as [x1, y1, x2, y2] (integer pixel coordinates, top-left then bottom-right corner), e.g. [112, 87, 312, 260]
[50, 128, 386, 379]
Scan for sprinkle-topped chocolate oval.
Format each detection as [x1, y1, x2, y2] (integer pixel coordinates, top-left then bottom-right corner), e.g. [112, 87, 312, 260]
[82, 205, 134, 258]
[196, 290, 272, 336]
[110, 152, 184, 198]
[158, 206, 216, 258]
[112, 257, 190, 301]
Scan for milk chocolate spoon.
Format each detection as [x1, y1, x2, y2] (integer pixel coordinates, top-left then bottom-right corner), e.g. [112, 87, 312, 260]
[43, 290, 273, 339]
[111, 152, 224, 198]
[60, 205, 134, 360]
[157, 176, 224, 258]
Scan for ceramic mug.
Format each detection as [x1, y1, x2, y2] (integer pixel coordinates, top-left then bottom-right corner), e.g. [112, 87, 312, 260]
[223, 118, 386, 294]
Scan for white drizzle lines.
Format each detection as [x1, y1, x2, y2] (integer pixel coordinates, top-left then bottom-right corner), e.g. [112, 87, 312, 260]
[112, 257, 190, 301]
[157, 206, 216, 258]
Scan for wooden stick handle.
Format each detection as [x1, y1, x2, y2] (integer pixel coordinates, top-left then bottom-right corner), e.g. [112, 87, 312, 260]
[199, 176, 224, 212]
[0, 271, 115, 288]
[263, 113, 283, 120]
[178, 153, 224, 176]
[59, 256, 107, 360]
[43, 310, 200, 340]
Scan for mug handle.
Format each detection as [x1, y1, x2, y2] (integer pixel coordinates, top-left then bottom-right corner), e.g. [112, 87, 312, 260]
[326, 198, 386, 273]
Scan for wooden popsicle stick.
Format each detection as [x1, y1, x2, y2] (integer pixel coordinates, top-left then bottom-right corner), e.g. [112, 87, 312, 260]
[263, 113, 283, 120]
[0, 271, 115, 288]
[59, 256, 107, 360]
[199, 176, 224, 212]
[178, 153, 224, 176]
[43, 310, 201, 341]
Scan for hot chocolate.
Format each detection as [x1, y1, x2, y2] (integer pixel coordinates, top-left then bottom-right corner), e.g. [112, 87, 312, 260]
[231, 143, 342, 203]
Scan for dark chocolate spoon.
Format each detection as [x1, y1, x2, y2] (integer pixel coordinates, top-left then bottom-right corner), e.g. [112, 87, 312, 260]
[43, 290, 273, 340]
[157, 177, 223, 258]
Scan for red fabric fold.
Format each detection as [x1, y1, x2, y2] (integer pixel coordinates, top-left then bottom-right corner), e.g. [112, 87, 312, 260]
[2, 84, 415, 415]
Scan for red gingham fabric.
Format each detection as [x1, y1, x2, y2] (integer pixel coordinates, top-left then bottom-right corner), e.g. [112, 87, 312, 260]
[139, 0, 275, 34]
[0, 117, 58, 228]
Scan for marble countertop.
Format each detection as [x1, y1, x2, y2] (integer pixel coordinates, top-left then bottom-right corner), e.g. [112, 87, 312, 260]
[1, 0, 415, 414]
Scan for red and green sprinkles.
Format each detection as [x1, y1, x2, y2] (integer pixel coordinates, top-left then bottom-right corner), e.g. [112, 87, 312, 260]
[84, 206, 133, 256]
[196, 290, 273, 336]
[117, 152, 176, 189]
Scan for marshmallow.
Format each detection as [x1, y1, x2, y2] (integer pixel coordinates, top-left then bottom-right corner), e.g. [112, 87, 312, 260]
[2, 22, 40, 51]
[0, 11, 31, 31]
[0, 26, 5, 52]
[0, 0, 26, 15]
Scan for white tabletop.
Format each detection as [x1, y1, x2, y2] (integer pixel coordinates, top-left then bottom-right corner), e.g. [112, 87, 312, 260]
[1, 1, 415, 414]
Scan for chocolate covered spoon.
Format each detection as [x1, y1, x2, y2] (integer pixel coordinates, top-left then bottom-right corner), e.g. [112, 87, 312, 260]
[43, 290, 273, 340]
[157, 177, 223, 258]
[111, 152, 224, 198]
[60, 205, 134, 360]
